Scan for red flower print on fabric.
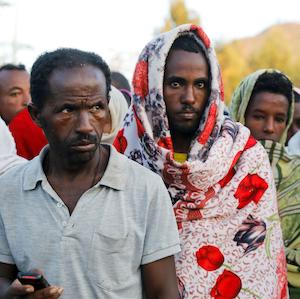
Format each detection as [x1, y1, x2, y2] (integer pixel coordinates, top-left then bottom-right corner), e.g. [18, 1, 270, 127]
[132, 60, 148, 98]
[113, 128, 127, 153]
[157, 136, 173, 150]
[275, 247, 288, 299]
[218, 168, 236, 188]
[190, 25, 211, 48]
[234, 174, 268, 209]
[244, 135, 257, 151]
[220, 76, 224, 101]
[198, 102, 217, 145]
[196, 245, 224, 271]
[210, 270, 242, 299]
[133, 107, 145, 138]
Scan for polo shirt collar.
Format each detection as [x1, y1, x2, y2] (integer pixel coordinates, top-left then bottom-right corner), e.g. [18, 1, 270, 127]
[23, 146, 48, 191]
[23, 145, 127, 191]
[97, 145, 127, 190]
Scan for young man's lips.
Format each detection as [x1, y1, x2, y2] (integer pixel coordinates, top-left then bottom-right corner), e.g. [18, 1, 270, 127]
[178, 112, 196, 119]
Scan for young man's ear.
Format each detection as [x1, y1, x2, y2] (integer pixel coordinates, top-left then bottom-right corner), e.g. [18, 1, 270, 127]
[28, 103, 43, 128]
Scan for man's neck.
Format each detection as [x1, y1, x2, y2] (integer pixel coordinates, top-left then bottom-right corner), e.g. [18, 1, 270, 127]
[43, 145, 110, 214]
[44, 145, 109, 181]
[171, 131, 193, 153]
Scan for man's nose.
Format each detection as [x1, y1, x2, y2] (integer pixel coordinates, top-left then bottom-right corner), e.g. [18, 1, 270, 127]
[23, 92, 31, 106]
[181, 86, 195, 105]
[264, 118, 275, 134]
[76, 111, 93, 134]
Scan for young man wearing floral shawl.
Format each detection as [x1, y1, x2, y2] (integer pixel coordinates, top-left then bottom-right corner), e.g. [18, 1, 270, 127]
[114, 25, 288, 298]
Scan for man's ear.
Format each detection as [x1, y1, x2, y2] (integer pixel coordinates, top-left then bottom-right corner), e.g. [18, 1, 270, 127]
[28, 103, 43, 128]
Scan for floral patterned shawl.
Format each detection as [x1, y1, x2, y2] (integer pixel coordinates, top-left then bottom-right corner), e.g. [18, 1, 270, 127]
[230, 69, 300, 291]
[114, 25, 287, 298]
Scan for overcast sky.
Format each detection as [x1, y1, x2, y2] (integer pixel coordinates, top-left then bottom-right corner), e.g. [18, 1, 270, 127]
[1, 0, 299, 79]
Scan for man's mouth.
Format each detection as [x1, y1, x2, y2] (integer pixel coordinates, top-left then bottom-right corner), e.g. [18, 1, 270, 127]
[178, 111, 197, 120]
[70, 140, 96, 152]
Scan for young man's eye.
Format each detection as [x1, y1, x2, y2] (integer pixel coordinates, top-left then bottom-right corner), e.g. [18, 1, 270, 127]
[170, 82, 180, 88]
[275, 117, 286, 123]
[253, 115, 264, 120]
[196, 82, 205, 89]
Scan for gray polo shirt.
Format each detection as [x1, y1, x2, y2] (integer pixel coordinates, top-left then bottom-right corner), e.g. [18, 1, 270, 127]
[0, 146, 180, 298]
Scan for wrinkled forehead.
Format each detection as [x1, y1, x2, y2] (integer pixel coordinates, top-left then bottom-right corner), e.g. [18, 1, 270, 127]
[48, 65, 107, 94]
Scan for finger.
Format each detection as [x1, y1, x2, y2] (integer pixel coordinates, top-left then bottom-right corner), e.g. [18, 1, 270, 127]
[5, 279, 34, 296]
[33, 286, 63, 299]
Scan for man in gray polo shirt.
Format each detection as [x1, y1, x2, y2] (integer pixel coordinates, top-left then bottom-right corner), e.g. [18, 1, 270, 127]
[0, 48, 180, 299]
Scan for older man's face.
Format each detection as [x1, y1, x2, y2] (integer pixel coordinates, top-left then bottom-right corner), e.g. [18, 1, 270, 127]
[0, 70, 30, 123]
[33, 65, 109, 165]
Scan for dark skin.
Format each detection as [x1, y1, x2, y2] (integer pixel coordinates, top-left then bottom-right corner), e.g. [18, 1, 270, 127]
[163, 49, 209, 153]
[245, 91, 289, 143]
[0, 65, 179, 299]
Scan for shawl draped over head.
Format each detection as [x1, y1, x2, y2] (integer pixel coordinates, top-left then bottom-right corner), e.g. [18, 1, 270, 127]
[115, 25, 287, 298]
[230, 69, 300, 290]
[101, 86, 128, 144]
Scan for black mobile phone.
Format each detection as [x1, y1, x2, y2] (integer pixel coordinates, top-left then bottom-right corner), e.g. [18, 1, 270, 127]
[17, 272, 50, 290]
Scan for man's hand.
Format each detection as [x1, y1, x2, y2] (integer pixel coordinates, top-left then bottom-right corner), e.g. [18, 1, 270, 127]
[5, 278, 63, 298]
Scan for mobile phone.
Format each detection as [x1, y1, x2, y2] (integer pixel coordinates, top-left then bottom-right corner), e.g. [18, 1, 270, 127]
[17, 272, 50, 290]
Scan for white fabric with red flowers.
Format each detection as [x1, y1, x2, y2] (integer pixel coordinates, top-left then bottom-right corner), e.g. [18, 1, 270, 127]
[114, 24, 287, 299]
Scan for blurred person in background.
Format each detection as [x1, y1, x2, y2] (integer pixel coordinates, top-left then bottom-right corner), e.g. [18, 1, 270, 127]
[0, 116, 26, 175]
[287, 87, 300, 156]
[0, 64, 30, 124]
[0, 63, 47, 160]
[102, 86, 129, 144]
[230, 69, 300, 298]
[111, 71, 132, 106]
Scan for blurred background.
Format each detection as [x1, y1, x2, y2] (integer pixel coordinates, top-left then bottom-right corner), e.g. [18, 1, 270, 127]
[1, 0, 299, 102]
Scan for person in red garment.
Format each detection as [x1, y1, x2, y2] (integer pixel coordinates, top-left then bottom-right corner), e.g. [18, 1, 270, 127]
[9, 108, 48, 159]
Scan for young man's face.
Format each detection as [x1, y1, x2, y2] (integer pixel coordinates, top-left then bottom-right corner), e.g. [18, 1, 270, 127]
[32, 65, 109, 164]
[245, 91, 289, 142]
[0, 70, 30, 124]
[163, 49, 209, 137]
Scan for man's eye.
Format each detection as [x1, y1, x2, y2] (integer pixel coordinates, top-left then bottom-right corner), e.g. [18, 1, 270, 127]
[253, 115, 264, 120]
[170, 82, 180, 88]
[10, 92, 20, 97]
[61, 108, 72, 113]
[90, 105, 101, 112]
[275, 117, 285, 123]
[196, 82, 205, 89]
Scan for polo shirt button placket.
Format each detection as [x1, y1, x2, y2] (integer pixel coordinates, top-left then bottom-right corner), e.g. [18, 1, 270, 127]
[57, 202, 63, 208]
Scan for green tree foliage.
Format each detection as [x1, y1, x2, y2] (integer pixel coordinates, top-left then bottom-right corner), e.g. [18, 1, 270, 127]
[217, 42, 250, 103]
[216, 23, 300, 104]
[161, 0, 200, 32]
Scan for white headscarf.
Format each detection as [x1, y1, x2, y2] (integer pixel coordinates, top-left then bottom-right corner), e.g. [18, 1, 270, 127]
[101, 86, 129, 144]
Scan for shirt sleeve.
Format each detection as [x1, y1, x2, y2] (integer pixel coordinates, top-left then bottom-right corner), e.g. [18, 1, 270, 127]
[141, 176, 181, 265]
[0, 117, 26, 176]
[0, 212, 14, 264]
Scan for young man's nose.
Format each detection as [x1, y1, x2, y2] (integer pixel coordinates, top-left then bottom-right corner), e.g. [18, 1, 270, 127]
[263, 118, 275, 134]
[181, 86, 195, 105]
